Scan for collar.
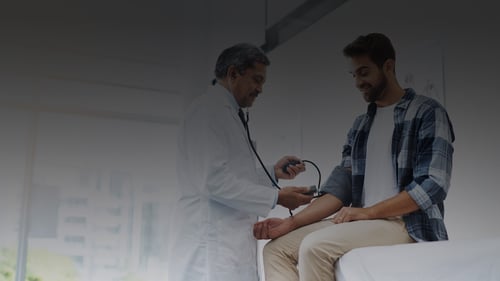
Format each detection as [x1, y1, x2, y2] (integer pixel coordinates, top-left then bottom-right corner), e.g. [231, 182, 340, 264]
[395, 88, 416, 111]
[209, 83, 240, 113]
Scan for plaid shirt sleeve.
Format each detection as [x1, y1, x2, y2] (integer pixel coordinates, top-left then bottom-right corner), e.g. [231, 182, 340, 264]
[397, 94, 455, 241]
[403, 98, 454, 209]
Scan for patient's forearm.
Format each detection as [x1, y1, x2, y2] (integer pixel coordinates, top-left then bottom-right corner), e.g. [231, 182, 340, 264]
[290, 194, 343, 229]
[368, 191, 420, 219]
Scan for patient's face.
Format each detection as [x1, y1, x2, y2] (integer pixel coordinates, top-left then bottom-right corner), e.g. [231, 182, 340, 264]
[349, 55, 388, 103]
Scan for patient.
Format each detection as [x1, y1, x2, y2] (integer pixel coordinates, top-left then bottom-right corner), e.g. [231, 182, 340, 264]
[253, 32, 455, 281]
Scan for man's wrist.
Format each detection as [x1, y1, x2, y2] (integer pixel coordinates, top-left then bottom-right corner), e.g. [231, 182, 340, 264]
[273, 165, 281, 180]
[286, 215, 300, 231]
[276, 190, 284, 205]
[366, 205, 379, 219]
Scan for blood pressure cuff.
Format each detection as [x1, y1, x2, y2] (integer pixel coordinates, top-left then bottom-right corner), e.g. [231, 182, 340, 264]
[320, 166, 352, 206]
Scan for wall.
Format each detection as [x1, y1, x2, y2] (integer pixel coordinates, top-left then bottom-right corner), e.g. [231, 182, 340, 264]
[252, 0, 500, 240]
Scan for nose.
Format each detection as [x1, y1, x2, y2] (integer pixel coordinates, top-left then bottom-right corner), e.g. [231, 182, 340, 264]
[256, 84, 263, 93]
[353, 76, 362, 88]
[354, 76, 363, 89]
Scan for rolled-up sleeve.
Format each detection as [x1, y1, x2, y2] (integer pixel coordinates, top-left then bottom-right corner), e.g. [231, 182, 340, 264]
[320, 166, 352, 206]
[405, 103, 455, 211]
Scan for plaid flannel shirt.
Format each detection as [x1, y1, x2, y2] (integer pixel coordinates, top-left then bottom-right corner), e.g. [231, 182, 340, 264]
[322, 88, 455, 241]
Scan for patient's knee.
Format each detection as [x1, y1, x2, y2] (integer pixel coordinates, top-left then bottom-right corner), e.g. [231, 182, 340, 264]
[263, 238, 286, 258]
[299, 233, 336, 261]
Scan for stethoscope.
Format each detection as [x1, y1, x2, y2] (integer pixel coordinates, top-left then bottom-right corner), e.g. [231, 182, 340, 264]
[239, 109, 325, 216]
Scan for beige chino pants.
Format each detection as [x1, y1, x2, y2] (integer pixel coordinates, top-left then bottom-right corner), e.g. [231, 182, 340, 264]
[263, 217, 414, 281]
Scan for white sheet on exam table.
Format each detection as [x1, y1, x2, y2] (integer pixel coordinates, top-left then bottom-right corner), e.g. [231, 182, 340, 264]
[335, 236, 500, 281]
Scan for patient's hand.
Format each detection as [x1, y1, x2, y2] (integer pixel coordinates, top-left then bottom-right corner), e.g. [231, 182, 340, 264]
[332, 206, 373, 224]
[253, 217, 295, 240]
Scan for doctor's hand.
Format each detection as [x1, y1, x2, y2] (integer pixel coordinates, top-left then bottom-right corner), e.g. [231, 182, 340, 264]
[274, 156, 305, 180]
[253, 217, 296, 240]
[277, 187, 313, 210]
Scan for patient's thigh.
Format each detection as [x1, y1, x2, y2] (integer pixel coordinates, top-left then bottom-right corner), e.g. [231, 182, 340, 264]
[265, 219, 334, 256]
[301, 218, 413, 256]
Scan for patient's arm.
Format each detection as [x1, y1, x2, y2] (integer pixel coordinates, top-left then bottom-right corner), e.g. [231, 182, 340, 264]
[254, 194, 343, 239]
[332, 191, 419, 224]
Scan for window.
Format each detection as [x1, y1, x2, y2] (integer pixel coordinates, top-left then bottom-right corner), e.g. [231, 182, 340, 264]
[1, 86, 180, 281]
[64, 217, 87, 225]
[0, 108, 31, 281]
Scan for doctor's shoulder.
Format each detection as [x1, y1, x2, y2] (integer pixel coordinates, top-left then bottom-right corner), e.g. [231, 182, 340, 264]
[183, 95, 231, 130]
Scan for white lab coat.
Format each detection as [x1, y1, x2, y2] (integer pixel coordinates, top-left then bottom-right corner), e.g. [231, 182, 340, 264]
[168, 84, 278, 281]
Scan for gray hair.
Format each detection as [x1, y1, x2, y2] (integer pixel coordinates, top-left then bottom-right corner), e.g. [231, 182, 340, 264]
[214, 43, 270, 83]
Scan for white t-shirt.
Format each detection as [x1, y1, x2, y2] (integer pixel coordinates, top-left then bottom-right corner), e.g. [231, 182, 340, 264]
[362, 103, 399, 207]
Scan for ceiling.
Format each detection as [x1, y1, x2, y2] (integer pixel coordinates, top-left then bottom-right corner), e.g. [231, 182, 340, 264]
[0, 0, 349, 124]
[263, 0, 348, 52]
[0, 0, 348, 98]
[0, 0, 348, 54]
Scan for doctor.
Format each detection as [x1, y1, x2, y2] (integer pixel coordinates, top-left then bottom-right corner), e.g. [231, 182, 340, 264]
[168, 43, 313, 281]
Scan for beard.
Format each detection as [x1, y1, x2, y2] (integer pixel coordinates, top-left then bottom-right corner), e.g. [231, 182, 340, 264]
[362, 74, 388, 103]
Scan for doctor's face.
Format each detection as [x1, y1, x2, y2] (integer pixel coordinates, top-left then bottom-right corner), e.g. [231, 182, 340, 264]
[229, 62, 267, 108]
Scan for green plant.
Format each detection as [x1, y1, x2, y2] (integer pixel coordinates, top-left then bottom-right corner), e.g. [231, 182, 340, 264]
[0, 248, 80, 281]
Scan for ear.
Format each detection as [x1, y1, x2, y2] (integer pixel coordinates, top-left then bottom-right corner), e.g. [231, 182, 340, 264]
[383, 59, 396, 74]
[227, 65, 238, 80]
